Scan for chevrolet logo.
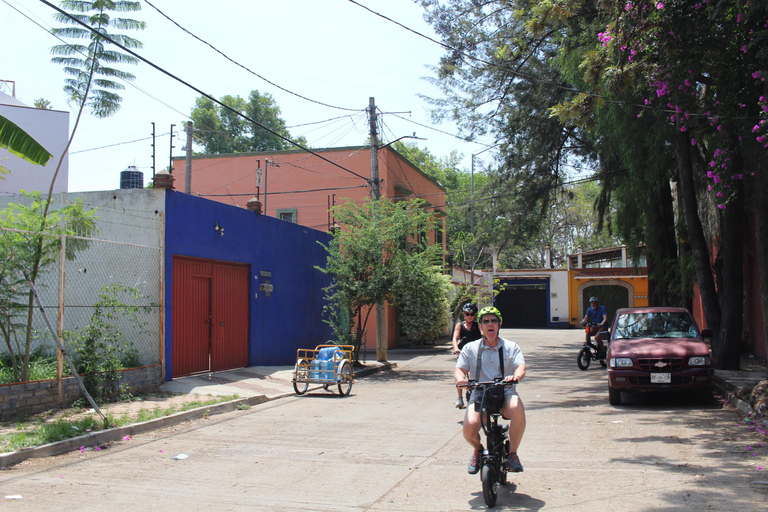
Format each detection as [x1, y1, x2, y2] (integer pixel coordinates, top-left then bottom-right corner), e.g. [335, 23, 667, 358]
[653, 361, 669, 368]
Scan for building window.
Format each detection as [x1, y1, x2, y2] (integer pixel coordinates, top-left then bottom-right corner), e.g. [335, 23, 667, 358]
[276, 208, 297, 223]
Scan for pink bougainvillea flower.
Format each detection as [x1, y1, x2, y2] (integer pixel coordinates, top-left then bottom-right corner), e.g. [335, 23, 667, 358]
[124, 436, 131, 441]
[95, 447, 101, 451]
[657, 2, 664, 8]
[680, 126, 687, 132]
[753, 71, 761, 79]
[718, 204, 726, 209]
[716, 192, 724, 197]
[691, 138, 696, 145]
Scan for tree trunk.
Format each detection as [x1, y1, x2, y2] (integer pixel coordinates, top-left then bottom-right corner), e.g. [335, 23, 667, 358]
[717, 179, 744, 370]
[674, 128, 722, 351]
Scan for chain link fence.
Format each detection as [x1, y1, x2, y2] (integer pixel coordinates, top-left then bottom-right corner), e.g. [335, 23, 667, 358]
[0, 227, 162, 383]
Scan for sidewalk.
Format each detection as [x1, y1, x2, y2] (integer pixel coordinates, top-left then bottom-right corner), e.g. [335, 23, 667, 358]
[713, 354, 768, 417]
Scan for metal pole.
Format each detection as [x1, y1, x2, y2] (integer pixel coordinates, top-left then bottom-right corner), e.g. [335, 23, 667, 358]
[184, 121, 193, 193]
[151, 122, 156, 179]
[169, 124, 175, 173]
[264, 158, 269, 215]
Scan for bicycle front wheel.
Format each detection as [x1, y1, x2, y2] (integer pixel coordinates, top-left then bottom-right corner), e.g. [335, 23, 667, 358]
[577, 347, 591, 370]
[481, 464, 498, 507]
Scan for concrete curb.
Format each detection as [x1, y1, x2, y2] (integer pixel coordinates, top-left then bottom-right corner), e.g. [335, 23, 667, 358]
[0, 362, 397, 469]
[712, 374, 768, 430]
[713, 374, 753, 415]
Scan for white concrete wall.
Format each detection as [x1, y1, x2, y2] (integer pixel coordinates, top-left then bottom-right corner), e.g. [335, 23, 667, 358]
[0, 93, 69, 197]
[493, 269, 570, 324]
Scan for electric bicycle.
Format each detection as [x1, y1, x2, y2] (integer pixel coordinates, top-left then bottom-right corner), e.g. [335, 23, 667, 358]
[465, 379, 513, 508]
[577, 321, 607, 370]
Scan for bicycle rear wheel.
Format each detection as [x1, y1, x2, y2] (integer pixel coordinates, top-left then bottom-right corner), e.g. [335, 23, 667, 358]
[481, 464, 498, 507]
[336, 360, 353, 396]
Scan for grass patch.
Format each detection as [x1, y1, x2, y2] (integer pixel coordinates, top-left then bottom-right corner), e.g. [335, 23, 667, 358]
[0, 394, 240, 453]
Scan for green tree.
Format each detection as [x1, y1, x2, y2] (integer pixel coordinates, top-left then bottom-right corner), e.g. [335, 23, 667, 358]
[190, 90, 307, 154]
[0, 191, 97, 381]
[420, 0, 768, 369]
[318, 198, 446, 359]
[33, 99, 52, 110]
[546, 0, 768, 368]
[49, 0, 145, 209]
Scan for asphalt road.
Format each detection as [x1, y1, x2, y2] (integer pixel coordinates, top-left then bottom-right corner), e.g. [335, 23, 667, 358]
[1, 329, 766, 511]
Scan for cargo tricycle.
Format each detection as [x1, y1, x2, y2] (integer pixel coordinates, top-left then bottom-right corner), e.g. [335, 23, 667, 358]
[292, 344, 355, 396]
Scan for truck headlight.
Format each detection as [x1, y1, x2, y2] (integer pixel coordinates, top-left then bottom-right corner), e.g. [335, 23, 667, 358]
[610, 358, 633, 368]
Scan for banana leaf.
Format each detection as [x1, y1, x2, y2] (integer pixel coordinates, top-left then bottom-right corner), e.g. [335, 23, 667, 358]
[0, 115, 53, 166]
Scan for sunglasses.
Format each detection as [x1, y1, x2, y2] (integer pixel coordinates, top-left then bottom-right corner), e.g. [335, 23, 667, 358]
[464, 312, 476, 316]
[481, 318, 500, 325]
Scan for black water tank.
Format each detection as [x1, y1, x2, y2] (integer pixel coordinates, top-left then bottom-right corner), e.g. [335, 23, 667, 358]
[120, 167, 143, 189]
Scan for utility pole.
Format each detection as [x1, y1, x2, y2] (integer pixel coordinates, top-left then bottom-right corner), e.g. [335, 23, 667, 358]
[169, 124, 176, 174]
[264, 158, 270, 215]
[368, 97, 380, 200]
[151, 122, 156, 179]
[184, 121, 193, 193]
[368, 97, 386, 363]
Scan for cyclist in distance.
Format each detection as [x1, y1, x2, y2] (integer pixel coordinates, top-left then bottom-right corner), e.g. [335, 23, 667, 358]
[454, 306, 527, 475]
[580, 296, 609, 358]
[452, 302, 481, 409]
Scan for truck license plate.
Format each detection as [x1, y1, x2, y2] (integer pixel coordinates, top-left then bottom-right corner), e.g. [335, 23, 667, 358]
[651, 373, 671, 384]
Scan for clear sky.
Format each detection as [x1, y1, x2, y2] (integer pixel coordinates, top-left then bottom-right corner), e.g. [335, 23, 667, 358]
[1, 0, 497, 192]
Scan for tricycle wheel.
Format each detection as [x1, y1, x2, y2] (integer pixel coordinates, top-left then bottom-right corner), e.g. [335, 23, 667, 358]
[577, 348, 591, 370]
[293, 358, 309, 395]
[481, 464, 498, 507]
[337, 360, 353, 396]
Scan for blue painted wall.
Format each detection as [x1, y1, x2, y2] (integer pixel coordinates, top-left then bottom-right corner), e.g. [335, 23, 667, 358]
[163, 190, 333, 379]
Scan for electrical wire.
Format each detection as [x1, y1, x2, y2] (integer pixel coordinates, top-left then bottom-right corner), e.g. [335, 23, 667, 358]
[37, 1, 372, 184]
[144, 0, 362, 113]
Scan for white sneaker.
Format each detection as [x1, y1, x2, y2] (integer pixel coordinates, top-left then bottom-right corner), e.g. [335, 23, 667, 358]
[455, 398, 465, 409]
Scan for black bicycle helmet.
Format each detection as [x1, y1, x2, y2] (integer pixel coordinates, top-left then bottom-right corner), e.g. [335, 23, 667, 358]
[462, 302, 478, 315]
[589, 296, 598, 302]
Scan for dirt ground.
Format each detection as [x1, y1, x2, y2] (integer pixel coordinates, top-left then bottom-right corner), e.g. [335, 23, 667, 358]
[0, 390, 230, 439]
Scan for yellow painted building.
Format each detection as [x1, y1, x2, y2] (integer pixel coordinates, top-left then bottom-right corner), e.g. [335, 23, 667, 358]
[566, 246, 649, 326]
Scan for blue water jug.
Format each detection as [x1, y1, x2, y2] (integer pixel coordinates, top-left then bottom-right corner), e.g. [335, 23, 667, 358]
[309, 359, 321, 380]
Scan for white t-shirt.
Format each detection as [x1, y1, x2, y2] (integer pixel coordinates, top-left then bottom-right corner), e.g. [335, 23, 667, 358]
[456, 337, 525, 382]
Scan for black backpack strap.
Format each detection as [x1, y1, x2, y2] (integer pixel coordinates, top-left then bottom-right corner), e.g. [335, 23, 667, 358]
[474, 339, 505, 380]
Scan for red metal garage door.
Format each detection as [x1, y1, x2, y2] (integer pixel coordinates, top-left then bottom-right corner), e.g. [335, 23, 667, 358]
[172, 257, 249, 377]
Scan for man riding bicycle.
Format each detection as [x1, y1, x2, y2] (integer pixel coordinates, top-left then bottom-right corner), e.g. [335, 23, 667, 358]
[454, 306, 527, 475]
[580, 296, 608, 358]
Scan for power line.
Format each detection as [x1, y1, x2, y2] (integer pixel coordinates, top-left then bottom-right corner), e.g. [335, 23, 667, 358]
[144, 0, 363, 113]
[3, 0, 190, 119]
[39, 0, 372, 185]
[197, 184, 368, 198]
